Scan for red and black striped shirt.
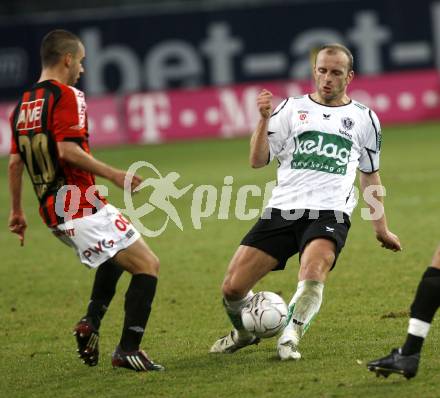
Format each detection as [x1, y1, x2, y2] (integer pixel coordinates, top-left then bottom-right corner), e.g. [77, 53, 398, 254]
[10, 79, 107, 227]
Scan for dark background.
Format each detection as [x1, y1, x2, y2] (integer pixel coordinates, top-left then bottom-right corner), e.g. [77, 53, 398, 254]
[0, 0, 438, 100]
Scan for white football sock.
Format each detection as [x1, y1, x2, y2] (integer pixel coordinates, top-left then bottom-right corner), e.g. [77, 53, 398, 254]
[280, 280, 324, 344]
[408, 318, 431, 338]
[224, 291, 254, 340]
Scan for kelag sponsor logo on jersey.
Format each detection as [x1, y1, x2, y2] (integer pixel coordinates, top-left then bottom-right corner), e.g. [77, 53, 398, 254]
[292, 131, 352, 175]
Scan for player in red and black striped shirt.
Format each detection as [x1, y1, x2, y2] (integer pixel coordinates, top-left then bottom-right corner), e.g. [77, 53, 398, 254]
[8, 29, 163, 372]
[9, 77, 106, 226]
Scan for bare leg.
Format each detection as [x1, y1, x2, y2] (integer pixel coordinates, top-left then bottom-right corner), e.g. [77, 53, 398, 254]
[222, 245, 278, 300]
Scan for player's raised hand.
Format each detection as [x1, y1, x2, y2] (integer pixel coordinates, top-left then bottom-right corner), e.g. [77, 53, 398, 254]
[9, 212, 27, 246]
[376, 230, 402, 252]
[257, 89, 273, 119]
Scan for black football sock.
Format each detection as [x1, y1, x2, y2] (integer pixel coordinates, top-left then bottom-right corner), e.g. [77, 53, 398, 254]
[119, 273, 158, 352]
[401, 334, 424, 356]
[85, 259, 124, 330]
[401, 267, 440, 355]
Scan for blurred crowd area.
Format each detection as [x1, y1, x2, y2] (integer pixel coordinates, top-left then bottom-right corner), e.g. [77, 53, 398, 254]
[0, 0, 342, 16]
[0, 0, 438, 154]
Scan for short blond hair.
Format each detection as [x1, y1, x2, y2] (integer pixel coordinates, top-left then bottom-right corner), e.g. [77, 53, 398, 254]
[315, 43, 354, 72]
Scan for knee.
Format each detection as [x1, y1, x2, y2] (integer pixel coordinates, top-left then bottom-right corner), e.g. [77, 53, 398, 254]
[132, 255, 160, 276]
[146, 255, 160, 276]
[221, 278, 244, 301]
[300, 255, 334, 281]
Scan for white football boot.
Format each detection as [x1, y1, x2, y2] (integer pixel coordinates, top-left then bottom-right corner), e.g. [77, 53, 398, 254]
[210, 329, 260, 353]
[277, 330, 302, 360]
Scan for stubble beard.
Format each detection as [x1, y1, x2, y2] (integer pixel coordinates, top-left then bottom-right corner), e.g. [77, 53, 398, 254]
[67, 70, 79, 86]
[319, 83, 345, 104]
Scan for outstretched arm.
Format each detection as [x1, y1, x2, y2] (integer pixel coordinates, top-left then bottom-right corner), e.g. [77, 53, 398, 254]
[8, 154, 27, 246]
[57, 141, 142, 191]
[359, 171, 402, 252]
[249, 89, 272, 168]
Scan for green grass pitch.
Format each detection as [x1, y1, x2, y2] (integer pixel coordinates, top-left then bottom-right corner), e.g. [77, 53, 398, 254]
[1, 121, 439, 397]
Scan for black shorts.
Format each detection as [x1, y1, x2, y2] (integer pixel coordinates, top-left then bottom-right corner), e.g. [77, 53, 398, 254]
[241, 208, 351, 271]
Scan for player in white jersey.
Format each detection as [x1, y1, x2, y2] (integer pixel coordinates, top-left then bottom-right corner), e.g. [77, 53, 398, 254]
[210, 44, 402, 360]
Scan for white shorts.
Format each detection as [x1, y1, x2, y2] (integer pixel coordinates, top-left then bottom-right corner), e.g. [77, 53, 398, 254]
[51, 204, 141, 268]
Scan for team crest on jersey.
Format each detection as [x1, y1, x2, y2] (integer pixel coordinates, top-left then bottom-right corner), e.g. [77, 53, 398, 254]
[297, 110, 309, 123]
[341, 117, 355, 130]
[16, 99, 45, 130]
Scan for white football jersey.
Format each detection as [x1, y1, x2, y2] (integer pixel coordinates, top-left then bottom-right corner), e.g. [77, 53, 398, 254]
[266, 94, 381, 216]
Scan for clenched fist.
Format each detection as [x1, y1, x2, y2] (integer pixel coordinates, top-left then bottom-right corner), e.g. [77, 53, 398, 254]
[257, 89, 273, 119]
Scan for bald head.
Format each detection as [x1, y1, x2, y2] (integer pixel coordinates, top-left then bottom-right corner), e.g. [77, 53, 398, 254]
[315, 44, 354, 72]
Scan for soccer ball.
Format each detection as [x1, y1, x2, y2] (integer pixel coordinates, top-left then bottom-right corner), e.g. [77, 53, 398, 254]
[241, 291, 288, 338]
